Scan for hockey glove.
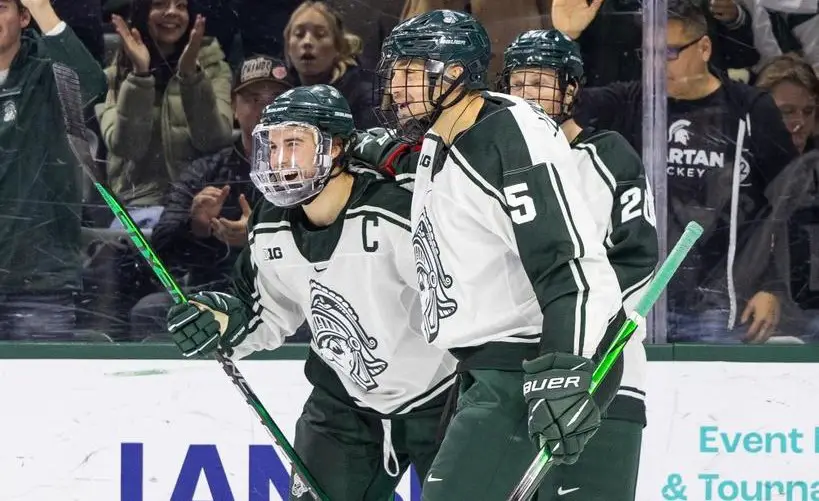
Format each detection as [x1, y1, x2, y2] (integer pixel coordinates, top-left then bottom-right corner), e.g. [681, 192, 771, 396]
[166, 291, 250, 358]
[522, 352, 602, 465]
[349, 128, 416, 176]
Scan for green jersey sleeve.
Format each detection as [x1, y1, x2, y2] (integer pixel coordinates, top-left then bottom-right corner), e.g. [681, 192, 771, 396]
[43, 25, 108, 105]
[581, 131, 659, 308]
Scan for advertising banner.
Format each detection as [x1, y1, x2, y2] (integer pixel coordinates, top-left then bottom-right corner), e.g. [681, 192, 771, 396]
[1, 359, 817, 501]
[638, 362, 819, 501]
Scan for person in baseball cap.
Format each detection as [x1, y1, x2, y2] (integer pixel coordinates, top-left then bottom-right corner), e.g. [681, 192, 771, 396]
[134, 54, 295, 337]
[233, 54, 293, 94]
[231, 55, 293, 168]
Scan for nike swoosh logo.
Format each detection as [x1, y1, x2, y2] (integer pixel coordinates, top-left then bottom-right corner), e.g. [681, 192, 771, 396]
[557, 486, 580, 496]
[427, 476, 443, 482]
[314, 265, 328, 272]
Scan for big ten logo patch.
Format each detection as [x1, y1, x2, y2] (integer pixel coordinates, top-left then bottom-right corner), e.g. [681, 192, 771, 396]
[263, 247, 283, 261]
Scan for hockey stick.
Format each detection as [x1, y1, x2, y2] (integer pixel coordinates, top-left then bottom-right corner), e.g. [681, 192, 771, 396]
[505, 221, 704, 501]
[52, 63, 329, 501]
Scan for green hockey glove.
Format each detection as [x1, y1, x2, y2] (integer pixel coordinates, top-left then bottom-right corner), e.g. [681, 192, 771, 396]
[166, 291, 250, 358]
[522, 352, 602, 465]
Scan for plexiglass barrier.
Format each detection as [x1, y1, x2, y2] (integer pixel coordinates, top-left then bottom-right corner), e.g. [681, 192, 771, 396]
[3, 0, 818, 349]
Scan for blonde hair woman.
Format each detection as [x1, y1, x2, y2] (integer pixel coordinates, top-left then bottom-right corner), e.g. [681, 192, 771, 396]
[283, 1, 376, 127]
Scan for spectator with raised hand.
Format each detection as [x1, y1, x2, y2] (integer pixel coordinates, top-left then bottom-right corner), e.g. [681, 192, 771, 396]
[552, 0, 759, 85]
[129, 55, 292, 340]
[574, 0, 796, 344]
[96, 0, 233, 207]
[284, 0, 376, 128]
[0, 0, 107, 340]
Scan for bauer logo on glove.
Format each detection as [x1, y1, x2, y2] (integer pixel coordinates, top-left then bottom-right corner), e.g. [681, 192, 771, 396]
[522, 373, 586, 395]
[521, 352, 602, 465]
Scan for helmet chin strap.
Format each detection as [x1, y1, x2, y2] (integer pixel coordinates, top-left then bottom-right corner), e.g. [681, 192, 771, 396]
[425, 69, 470, 129]
[327, 153, 349, 179]
[391, 64, 472, 144]
[554, 71, 581, 125]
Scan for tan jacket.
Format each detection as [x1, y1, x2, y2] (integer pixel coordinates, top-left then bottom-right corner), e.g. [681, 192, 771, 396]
[96, 37, 233, 205]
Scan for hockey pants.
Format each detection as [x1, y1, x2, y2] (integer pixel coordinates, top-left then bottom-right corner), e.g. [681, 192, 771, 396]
[288, 385, 443, 501]
[420, 369, 643, 501]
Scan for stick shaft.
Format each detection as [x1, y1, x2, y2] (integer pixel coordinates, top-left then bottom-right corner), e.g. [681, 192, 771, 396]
[52, 63, 328, 501]
[505, 222, 704, 501]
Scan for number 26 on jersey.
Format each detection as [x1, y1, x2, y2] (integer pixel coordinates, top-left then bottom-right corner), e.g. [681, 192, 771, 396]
[620, 184, 656, 227]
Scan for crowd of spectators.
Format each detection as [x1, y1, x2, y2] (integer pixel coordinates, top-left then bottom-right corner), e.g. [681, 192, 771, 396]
[2, 0, 818, 345]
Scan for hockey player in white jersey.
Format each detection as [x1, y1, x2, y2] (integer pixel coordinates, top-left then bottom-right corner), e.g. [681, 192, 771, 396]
[499, 29, 659, 500]
[165, 84, 457, 501]
[372, 10, 627, 500]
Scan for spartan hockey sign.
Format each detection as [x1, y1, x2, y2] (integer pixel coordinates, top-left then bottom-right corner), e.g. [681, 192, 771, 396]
[309, 280, 388, 390]
[413, 210, 458, 342]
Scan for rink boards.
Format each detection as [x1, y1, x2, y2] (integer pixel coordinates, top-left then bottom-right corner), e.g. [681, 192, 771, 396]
[1, 358, 818, 501]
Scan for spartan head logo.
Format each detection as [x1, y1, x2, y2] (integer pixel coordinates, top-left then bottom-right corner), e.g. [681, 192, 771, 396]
[413, 210, 457, 343]
[668, 119, 692, 145]
[310, 280, 387, 391]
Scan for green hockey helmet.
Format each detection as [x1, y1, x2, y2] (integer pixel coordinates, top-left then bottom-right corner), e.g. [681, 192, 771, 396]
[500, 29, 585, 123]
[374, 10, 491, 143]
[258, 84, 355, 138]
[251, 84, 354, 207]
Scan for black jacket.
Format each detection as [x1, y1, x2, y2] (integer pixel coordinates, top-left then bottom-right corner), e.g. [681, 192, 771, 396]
[763, 150, 819, 310]
[151, 140, 262, 290]
[0, 26, 107, 293]
[575, 1, 759, 86]
[575, 73, 798, 322]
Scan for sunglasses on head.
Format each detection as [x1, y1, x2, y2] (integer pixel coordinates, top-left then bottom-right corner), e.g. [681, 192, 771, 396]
[667, 35, 704, 61]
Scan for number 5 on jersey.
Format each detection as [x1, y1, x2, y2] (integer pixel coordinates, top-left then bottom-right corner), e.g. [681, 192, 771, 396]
[504, 183, 537, 225]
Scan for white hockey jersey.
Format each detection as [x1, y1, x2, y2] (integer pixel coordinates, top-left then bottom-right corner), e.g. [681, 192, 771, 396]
[230, 171, 457, 416]
[407, 92, 624, 369]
